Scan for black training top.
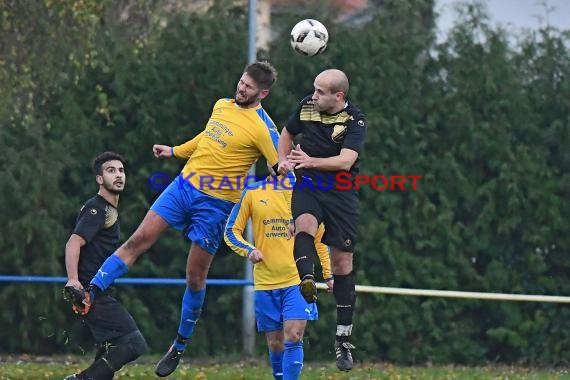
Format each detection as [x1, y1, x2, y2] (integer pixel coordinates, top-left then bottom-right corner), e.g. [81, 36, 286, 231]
[72, 194, 121, 286]
[285, 95, 367, 187]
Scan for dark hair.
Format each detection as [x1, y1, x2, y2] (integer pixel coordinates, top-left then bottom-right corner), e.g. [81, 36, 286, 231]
[92, 151, 127, 175]
[244, 61, 278, 90]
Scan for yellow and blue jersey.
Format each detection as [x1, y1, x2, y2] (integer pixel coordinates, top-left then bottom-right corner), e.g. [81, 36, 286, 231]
[224, 176, 332, 290]
[172, 98, 280, 203]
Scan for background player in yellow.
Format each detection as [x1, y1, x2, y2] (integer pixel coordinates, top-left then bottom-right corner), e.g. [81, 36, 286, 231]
[225, 173, 333, 380]
[73, 61, 281, 378]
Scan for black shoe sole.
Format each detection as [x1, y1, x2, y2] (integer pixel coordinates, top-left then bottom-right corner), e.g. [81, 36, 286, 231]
[63, 286, 83, 305]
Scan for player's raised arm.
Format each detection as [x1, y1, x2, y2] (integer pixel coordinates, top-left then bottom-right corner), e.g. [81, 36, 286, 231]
[154, 131, 205, 160]
[153, 144, 174, 158]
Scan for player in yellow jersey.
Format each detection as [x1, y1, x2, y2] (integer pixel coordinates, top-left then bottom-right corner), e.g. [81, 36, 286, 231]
[79, 62, 280, 378]
[225, 173, 333, 380]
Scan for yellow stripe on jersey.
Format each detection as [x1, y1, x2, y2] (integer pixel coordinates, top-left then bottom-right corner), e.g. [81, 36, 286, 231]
[174, 98, 279, 203]
[224, 177, 331, 290]
[299, 104, 354, 124]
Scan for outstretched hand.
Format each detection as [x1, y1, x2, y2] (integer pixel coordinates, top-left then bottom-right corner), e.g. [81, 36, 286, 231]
[153, 144, 173, 158]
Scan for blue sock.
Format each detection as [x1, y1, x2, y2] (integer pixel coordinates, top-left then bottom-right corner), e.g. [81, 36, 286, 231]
[282, 341, 303, 380]
[89, 254, 129, 292]
[174, 287, 206, 351]
[268, 350, 283, 380]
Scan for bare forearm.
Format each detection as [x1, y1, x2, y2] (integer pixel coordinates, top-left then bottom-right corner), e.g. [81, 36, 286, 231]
[289, 147, 358, 172]
[305, 155, 354, 172]
[65, 241, 81, 281]
[278, 128, 294, 161]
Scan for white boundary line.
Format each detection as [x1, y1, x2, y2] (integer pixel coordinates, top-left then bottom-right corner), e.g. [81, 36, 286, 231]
[316, 283, 570, 303]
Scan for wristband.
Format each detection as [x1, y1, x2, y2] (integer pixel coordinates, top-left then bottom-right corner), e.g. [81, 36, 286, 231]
[171, 146, 175, 157]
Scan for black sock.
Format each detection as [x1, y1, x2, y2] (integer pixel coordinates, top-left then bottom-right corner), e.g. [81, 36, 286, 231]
[333, 272, 356, 336]
[293, 231, 316, 280]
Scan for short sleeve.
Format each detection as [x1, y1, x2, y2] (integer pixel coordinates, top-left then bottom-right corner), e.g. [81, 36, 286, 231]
[73, 204, 105, 243]
[342, 117, 367, 154]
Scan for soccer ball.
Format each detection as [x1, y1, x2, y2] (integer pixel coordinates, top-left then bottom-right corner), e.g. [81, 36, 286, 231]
[290, 19, 329, 56]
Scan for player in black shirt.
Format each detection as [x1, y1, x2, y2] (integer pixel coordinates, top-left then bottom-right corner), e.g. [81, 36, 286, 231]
[63, 152, 147, 380]
[277, 69, 366, 372]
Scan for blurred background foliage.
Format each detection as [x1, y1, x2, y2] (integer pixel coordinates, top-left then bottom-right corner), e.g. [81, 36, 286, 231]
[0, 0, 569, 365]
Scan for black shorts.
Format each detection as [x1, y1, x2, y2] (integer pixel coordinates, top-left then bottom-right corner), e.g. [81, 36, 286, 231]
[292, 186, 359, 252]
[84, 293, 140, 343]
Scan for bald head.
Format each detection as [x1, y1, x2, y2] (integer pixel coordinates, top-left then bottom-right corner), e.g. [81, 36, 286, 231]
[315, 69, 349, 98]
[312, 69, 350, 113]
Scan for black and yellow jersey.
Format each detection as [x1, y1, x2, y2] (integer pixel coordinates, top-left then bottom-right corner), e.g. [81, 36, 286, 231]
[286, 95, 366, 186]
[72, 195, 120, 287]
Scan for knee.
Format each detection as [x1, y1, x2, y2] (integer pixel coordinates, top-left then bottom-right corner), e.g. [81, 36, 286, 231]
[268, 340, 284, 352]
[186, 269, 207, 291]
[284, 328, 304, 343]
[108, 330, 147, 368]
[332, 254, 353, 275]
[125, 330, 147, 358]
[333, 262, 351, 275]
[295, 214, 318, 235]
[267, 338, 284, 352]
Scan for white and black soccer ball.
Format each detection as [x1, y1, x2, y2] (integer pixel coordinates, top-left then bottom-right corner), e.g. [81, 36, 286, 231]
[290, 19, 329, 56]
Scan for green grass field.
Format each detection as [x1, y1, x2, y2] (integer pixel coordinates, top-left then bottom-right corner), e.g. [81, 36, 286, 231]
[1, 357, 569, 380]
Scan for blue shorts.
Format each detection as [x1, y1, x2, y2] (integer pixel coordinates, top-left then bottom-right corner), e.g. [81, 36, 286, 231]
[254, 285, 318, 333]
[150, 174, 235, 254]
